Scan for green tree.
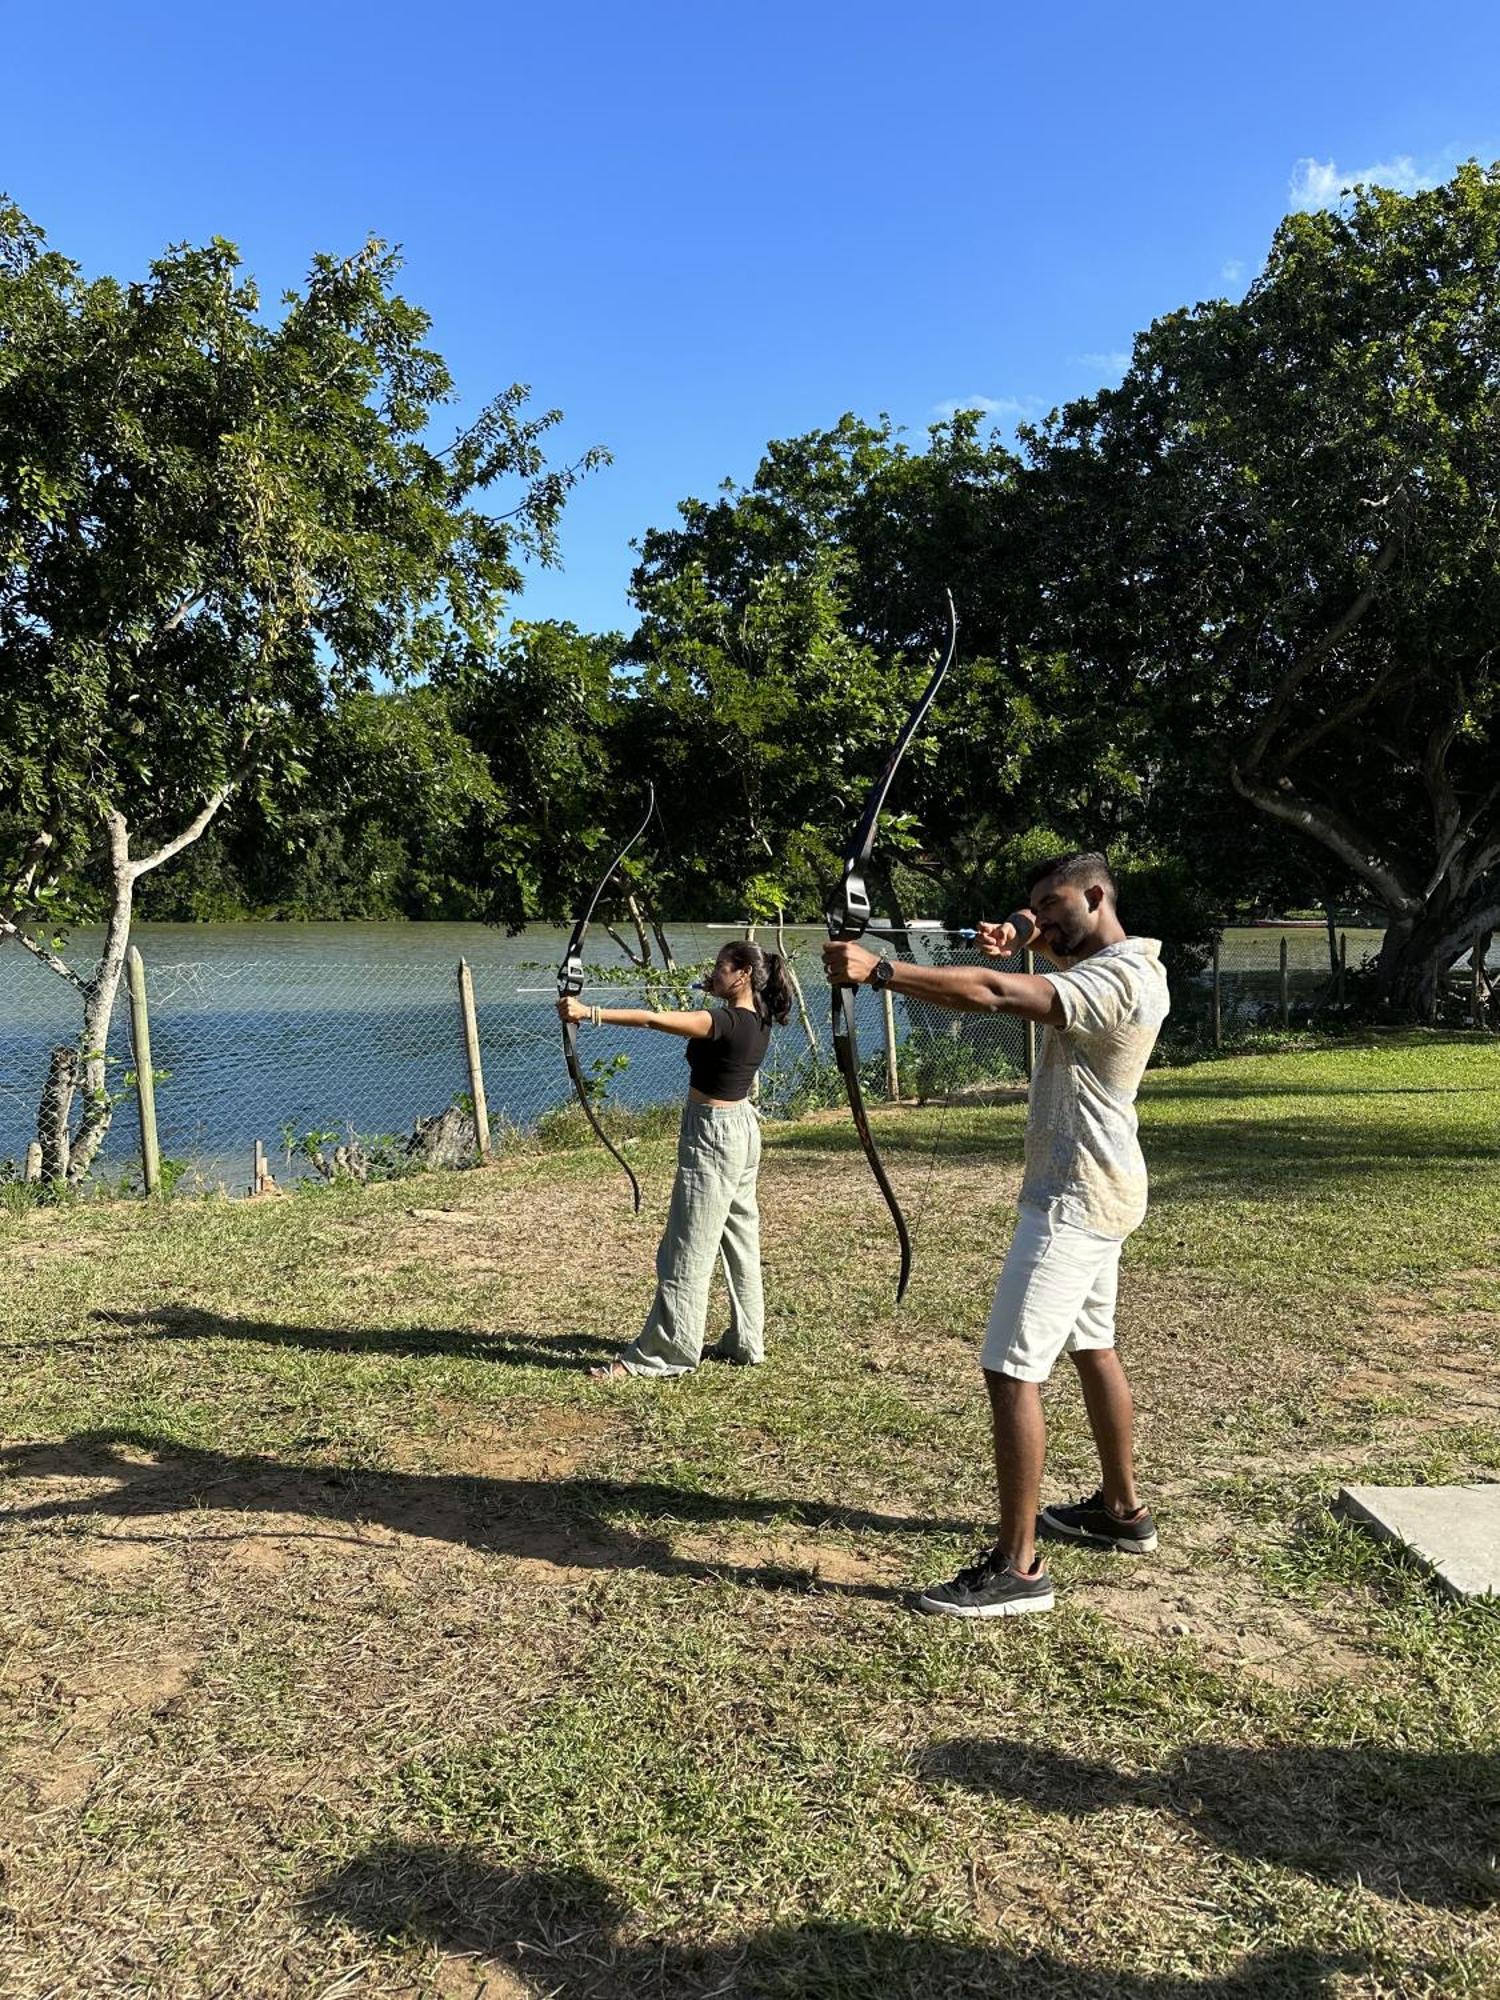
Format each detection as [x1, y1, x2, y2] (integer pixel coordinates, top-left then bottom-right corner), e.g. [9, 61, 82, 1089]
[1014, 162, 1500, 1015]
[0, 202, 603, 1176]
[445, 620, 658, 932]
[625, 415, 1029, 921]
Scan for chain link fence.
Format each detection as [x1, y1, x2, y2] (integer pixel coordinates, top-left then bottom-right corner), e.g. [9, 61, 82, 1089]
[3, 920, 1491, 1196]
[0, 923, 1028, 1196]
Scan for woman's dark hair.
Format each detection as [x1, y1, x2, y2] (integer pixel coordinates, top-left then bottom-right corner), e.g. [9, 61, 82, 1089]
[717, 940, 794, 1026]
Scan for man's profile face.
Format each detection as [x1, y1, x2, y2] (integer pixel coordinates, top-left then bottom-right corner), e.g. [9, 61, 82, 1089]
[1029, 873, 1098, 957]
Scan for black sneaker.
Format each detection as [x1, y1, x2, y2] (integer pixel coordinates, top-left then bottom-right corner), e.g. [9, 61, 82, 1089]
[916, 1547, 1055, 1619]
[1039, 1490, 1158, 1554]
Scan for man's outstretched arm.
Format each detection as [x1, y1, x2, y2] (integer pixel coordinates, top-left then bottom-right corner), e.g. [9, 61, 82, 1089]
[822, 937, 1064, 1027]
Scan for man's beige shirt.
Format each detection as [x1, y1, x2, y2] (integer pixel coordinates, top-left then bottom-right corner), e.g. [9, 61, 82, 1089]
[1021, 937, 1170, 1239]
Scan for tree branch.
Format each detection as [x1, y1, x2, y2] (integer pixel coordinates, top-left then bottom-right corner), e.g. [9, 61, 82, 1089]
[1, 820, 61, 925]
[0, 918, 85, 990]
[1428, 901, 1500, 975]
[1273, 658, 1406, 772]
[1244, 539, 1401, 772]
[1229, 765, 1421, 914]
[128, 784, 235, 880]
[1424, 777, 1500, 900]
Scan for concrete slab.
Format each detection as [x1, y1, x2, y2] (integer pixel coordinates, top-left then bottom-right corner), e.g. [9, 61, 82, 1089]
[1339, 1484, 1500, 1604]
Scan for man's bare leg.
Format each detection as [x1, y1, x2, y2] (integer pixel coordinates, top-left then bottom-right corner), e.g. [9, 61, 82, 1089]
[1070, 1348, 1142, 1516]
[984, 1368, 1046, 1572]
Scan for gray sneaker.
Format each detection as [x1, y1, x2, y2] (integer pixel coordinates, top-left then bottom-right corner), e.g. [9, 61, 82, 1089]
[916, 1547, 1055, 1619]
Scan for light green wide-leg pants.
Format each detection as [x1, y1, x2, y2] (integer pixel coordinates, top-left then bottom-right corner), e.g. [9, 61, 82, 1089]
[620, 1099, 765, 1377]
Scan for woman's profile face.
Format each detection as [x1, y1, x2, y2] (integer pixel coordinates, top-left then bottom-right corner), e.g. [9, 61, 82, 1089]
[709, 951, 746, 998]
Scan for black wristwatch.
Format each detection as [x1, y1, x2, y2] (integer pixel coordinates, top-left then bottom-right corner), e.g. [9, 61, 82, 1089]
[869, 957, 896, 991]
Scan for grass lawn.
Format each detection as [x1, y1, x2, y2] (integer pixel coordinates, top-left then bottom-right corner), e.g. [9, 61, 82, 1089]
[1, 1034, 1498, 1998]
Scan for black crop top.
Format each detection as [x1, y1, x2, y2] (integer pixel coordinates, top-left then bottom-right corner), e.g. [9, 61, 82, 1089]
[685, 1005, 771, 1100]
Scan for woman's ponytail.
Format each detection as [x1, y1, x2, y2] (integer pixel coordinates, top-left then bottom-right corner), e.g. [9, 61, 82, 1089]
[759, 950, 794, 1027]
[718, 940, 794, 1027]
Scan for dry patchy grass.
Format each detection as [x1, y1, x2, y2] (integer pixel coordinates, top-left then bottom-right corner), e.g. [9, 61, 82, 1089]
[1, 1035, 1498, 1997]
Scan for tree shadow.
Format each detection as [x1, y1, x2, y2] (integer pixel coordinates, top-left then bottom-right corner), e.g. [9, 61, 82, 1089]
[919, 1738, 1500, 1911]
[0, 1429, 965, 1603]
[309, 1844, 1363, 1997]
[1135, 1111, 1499, 1200]
[84, 1306, 618, 1369]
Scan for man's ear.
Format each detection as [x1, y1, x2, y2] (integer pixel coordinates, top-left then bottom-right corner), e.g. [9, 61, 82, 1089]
[1085, 884, 1104, 913]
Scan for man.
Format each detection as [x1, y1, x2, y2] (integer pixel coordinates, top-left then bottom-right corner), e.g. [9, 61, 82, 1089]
[822, 851, 1169, 1618]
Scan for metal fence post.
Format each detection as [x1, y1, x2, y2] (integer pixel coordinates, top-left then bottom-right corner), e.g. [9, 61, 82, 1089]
[1024, 948, 1038, 1078]
[1211, 938, 1222, 1051]
[1337, 932, 1347, 1010]
[125, 945, 161, 1196]
[1279, 936, 1290, 1029]
[23, 1142, 42, 1184]
[457, 959, 491, 1159]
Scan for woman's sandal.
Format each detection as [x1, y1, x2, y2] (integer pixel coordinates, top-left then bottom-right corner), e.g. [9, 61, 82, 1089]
[587, 1358, 635, 1383]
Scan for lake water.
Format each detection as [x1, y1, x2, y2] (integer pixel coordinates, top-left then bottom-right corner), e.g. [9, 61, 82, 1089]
[0, 920, 1481, 1191]
[0, 920, 932, 1190]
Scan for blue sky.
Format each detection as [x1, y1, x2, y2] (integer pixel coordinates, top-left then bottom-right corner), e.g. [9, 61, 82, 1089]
[6, 1, 1497, 636]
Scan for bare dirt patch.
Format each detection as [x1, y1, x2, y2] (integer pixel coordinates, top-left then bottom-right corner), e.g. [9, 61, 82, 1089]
[421, 1402, 619, 1484]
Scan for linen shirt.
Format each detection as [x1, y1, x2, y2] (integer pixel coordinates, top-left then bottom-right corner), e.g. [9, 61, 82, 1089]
[1020, 937, 1170, 1239]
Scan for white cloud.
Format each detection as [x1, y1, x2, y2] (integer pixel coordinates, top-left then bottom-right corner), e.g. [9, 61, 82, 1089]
[1288, 150, 1449, 210]
[931, 393, 1037, 420]
[1077, 350, 1131, 374]
[1221, 259, 1245, 283]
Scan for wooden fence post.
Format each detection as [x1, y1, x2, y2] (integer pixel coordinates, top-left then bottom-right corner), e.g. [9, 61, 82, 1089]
[1473, 935, 1488, 1031]
[252, 1139, 268, 1195]
[457, 959, 491, 1159]
[881, 986, 900, 1100]
[125, 946, 161, 1197]
[1025, 948, 1038, 1078]
[1211, 938, 1222, 1051]
[1279, 936, 1290, 1029]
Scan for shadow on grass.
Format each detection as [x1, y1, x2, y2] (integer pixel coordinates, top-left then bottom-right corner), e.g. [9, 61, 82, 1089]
[773, 1098, 1499, 1195]
[84, 1307, 617, 1369]
[0, 1430, 967, 1602]
[309, 1844, 1363, 1997]
[920, 1738, 1500, 1911]
[1137, 1114, 1500, 1201]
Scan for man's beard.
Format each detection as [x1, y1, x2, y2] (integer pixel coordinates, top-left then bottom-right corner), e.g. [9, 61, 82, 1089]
[1047, 921, 1088, 956]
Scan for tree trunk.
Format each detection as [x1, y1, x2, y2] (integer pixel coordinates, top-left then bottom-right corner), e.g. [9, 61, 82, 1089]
[1474, 930, 1495, 1029]
[21, 789, 233, 1186]
[65, 835, 137, 1180]
[38, 1047, 78, 1180]
[1373, 895, 1500, 1020]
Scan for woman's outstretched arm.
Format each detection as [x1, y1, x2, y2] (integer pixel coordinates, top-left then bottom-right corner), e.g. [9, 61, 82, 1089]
[557, 997, 716, 1040]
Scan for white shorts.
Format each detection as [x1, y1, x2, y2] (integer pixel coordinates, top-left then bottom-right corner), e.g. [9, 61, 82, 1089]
[980, 1204, 1123, 1382]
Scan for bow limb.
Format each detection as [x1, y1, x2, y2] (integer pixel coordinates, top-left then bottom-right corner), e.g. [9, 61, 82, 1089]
[562, 1015, 643, 1215]
[831, 981, 913, 1302]
[825, 592, 958, 1301]
[555, 785, 656, 1213]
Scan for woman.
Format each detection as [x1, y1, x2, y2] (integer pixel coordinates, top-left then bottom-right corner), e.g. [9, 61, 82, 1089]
[557, 939, 792, 1381]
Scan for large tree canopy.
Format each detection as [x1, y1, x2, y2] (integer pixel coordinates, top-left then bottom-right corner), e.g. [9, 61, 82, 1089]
[1014, 162, 1500, 1011]
[0, 202, 601, 1173]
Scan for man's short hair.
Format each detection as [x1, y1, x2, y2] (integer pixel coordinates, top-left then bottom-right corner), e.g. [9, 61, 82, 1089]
[1026, 850, 1117, 902]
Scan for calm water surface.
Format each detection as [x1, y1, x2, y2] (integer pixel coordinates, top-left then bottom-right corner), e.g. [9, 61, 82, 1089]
[1, 920, 1480, 1190]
